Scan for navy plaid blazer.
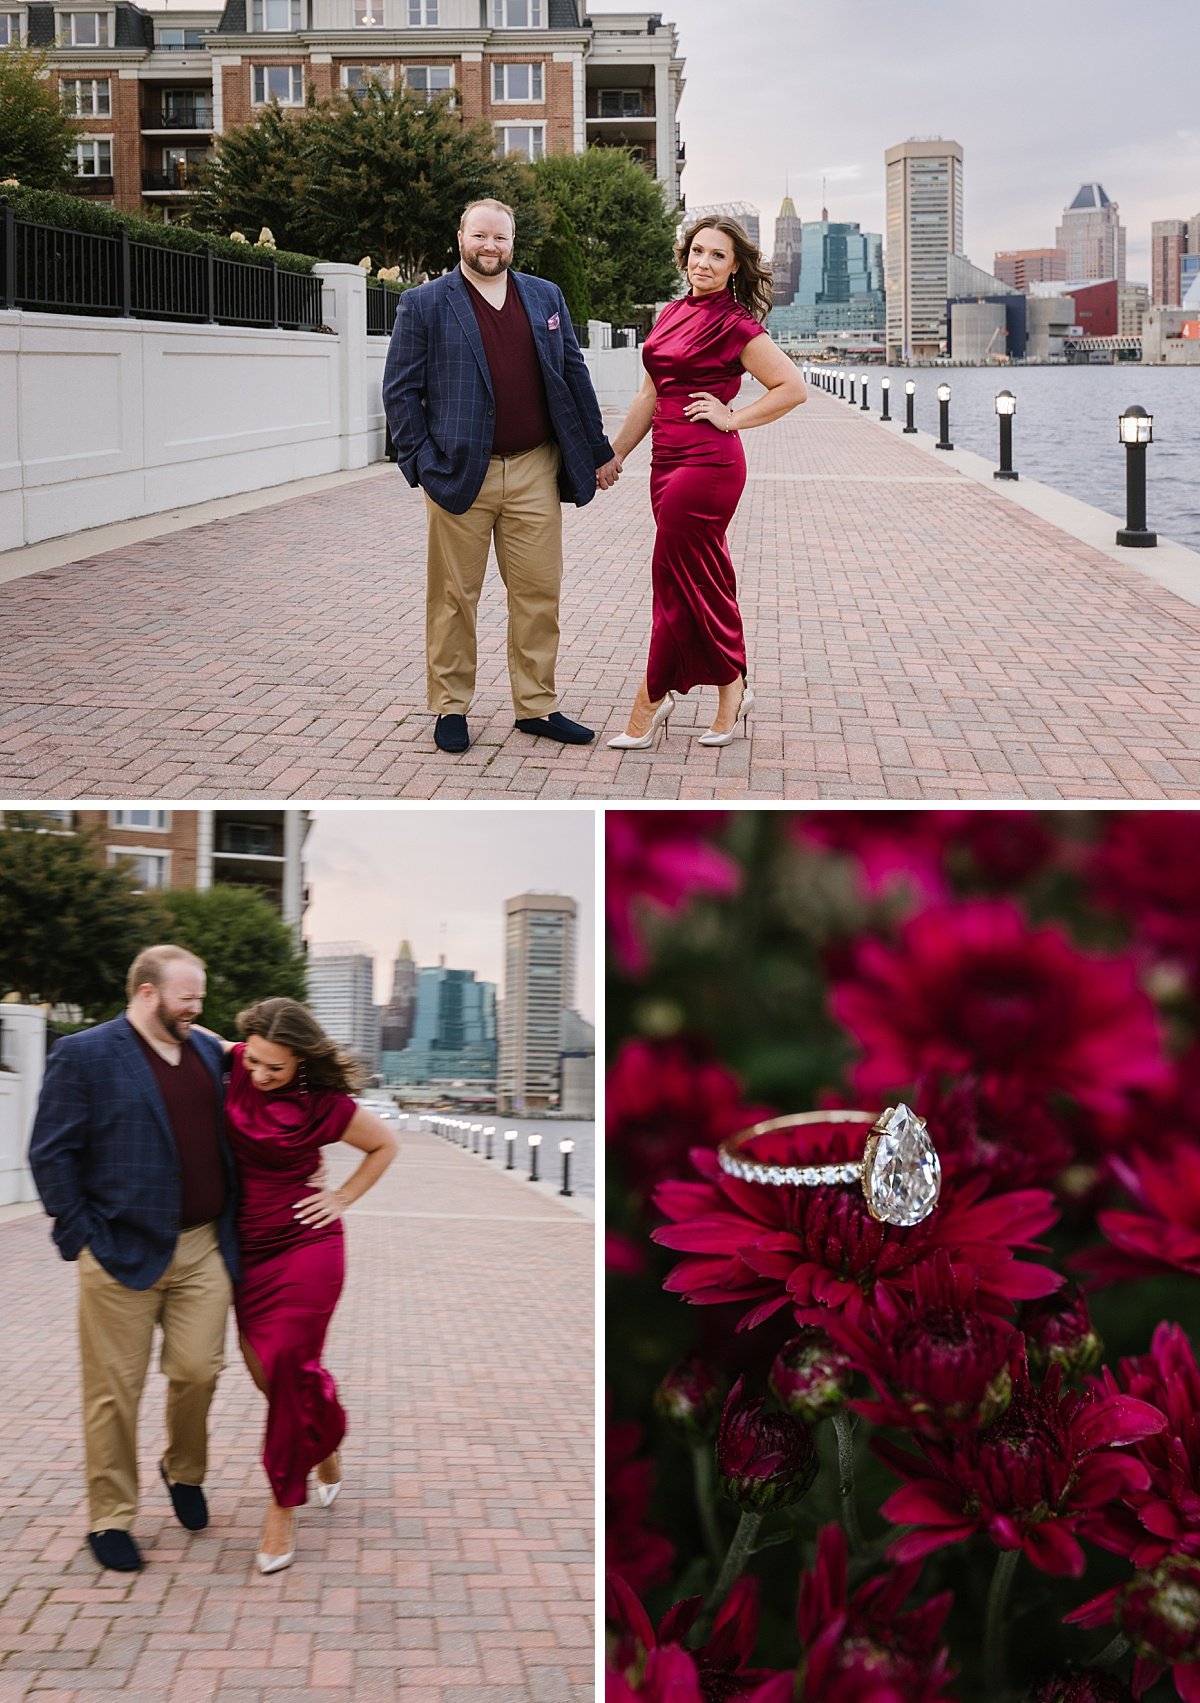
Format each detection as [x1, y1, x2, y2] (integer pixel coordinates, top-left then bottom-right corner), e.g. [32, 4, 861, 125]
[28, 1016, 240, 1290]
[382, 268, 614, 516]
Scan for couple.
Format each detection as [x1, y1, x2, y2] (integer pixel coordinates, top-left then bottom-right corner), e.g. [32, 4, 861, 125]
[28, 944, 398, 1576]
[383, 204, 806, 755]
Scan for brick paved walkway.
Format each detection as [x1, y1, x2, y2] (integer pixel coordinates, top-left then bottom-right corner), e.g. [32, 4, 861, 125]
[3, 389, 1200, 797]
[0, 1125, 593, 1702]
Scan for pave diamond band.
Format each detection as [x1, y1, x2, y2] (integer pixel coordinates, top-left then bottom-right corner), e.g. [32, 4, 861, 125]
[717, 1104, 942, 1228]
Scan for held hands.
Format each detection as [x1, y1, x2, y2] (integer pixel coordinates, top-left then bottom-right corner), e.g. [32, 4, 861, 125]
[293, 1187, 346, 1229]
[685, 392, 736, 433]
[596, 454, 623, 491]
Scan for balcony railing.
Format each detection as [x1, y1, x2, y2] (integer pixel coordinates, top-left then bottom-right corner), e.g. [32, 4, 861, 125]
[1, 198, 324, 330]
[73, 175, 115, 196]
[142, 106, 215, 129]
[142, 170, 204, 192]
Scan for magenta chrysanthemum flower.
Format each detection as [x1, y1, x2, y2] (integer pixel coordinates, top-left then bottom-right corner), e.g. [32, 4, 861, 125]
[794, 809, 1058, 906]
[770, 1328, 854, 1423]
[652, 1145, 1061, 1333]
[909, 1071, 1077, 1192]
[831, 900, 1167, 1120]
[654, 1354, 726, 1443]
[879, 1348, 1166, 1577]
[1089, 811, 1200, 996]
[607, 812, 741, 976]
[1032, 1675, 1136, 1703]
[607, 1398, 674, 1594]
[1083, 1323, 1200, 1569]
[607, 1038, 770, 1202]
[1065, 1556, 1200, 1702]
[796, 1522, 958, 1702]
[607, 1573, 792, 1703]
[1020, 1283, 1103, 1379]
[717, 1376, 819, 1512]
[828, 1253, 1018, 1438]
[1079, 1142, 1200, 1286]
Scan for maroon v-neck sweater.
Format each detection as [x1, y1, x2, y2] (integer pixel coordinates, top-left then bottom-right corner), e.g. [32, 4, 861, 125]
[464, 275, 554, 456]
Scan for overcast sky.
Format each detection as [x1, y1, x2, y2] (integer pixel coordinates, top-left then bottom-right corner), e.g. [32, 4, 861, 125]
[665, 0, 1199, 281]
[301, 808, 596, 1018]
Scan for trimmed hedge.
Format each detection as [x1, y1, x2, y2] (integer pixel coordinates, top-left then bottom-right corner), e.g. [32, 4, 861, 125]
[1, 186, 319, 275]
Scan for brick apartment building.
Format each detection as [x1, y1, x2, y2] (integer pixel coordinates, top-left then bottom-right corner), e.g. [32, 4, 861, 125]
[11, 0, 683, 225]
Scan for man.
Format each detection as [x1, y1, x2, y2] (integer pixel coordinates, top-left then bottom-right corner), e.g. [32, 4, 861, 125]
[28, 945, 239, 1573]
[383, 197, 622, 754]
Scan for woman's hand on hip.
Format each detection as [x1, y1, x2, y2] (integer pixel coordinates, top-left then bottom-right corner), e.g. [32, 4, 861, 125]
[684, 392, 735, 432]
[293, 1188, 346, 1229]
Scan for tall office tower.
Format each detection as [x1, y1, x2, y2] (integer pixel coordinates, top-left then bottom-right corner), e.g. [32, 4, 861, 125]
[685, 202, 761, 249]
[884, 137, 964, 363]
[771, 193, 804, 306]
[1151, 220, 1188, 307]
[497, 892, 576, 1114]
[1056, 184, 1126, 284]
[993, 248, 1067, 292]
[378, 940, 418, 1054]
[307, 943, 378, 1075]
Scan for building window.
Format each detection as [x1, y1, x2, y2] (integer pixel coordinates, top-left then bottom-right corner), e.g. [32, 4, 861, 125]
[599, 88, 644, 117]
[157, 25, 208, 48]
[75, 138, 112, 175]
[491, 0, 542, 24]
[252, 0, 301, 28]
[0, 13, 21, 42]
[109, 809, 170, 830]
[61, 75, 111, 116]
[494, 123, 543, 161]
[62, 10, 109, 44]
[407, 0, 437, 21]
[109, 849, 170, 890]
[353, 0, 382, 23]
[403, 65, 451, 96]
[342, 63, 393, 89]
[252, 65, 304, 104]
[492, 62, 542, 102]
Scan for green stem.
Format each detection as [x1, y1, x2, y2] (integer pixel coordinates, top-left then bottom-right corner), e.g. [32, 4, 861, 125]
[688, 1509, 763, 1648]
[1087, 1632, 1132, 1669]
[691, 1442, 723, 1566]
[983, 1548, 1021, 1699]
[831, 1410, 864, 1552]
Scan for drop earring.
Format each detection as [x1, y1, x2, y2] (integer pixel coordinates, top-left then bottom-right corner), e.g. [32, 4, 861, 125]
[298, 1060, 309, 1096]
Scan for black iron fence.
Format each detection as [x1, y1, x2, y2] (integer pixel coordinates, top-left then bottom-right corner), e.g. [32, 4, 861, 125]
[1, 199, 324, 330]
[366, 277, 401, 337]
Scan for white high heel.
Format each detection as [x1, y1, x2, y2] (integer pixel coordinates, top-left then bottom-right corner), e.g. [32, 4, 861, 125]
[607, 691, 676, 750]
[256, 1509, 296, 1575]
[696, 682, 755, 747]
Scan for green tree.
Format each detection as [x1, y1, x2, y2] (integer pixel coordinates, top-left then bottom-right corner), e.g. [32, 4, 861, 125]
[158, 886, 308, 1040]
[534, 203, 591, 328]
[194, 83, 549, 279]
[0, 815, 161, 1014]
[531, 146, 678, 325]
[0, 44, 76, 190]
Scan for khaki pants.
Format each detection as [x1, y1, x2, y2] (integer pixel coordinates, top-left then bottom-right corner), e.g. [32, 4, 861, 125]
[426, 440, 564, 718]
[78, 1222, 231, 1532]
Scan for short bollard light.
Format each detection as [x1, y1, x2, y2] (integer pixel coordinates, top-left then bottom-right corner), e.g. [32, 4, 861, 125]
[505, 1129, 517, 1169]
[472, 1122, 482, 1154]
[994, 390, 1018, 481]
[483, 1125, 495, 1161]
[528, 1132, 542, 1183]
[880, 376, 891, 421]
[848, 373, 857, 406]
[935, 382, 954, 450]
[559, 1139, 574, 1197]
[1116, 405, 1157, 548]
[839, 370, 846, 399]
[860, 372, 869, 411]
[903, 379, 917, 433]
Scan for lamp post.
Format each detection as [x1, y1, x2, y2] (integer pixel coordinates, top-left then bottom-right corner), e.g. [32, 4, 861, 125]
[994, 390, 1018, 481]
[848, 373, 857, 406]
[1115, 405, 1156, 547]
[528, 1132, 542, 1183]
[860, 372, 869, 411]
[880, 376, 891, 422]
[505, 1129, 517, 1170]
[903, 379, 917, 433]
[839, 370, 846, 399]
[472, 1122, 482, 1154]
[935, 382, 953, 450]
[483, 1125, 495, 1161]
[559, 1139, 574, 1198]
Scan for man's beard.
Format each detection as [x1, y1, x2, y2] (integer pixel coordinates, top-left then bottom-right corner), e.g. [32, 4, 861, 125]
[463, 250, 509, 278]
[154, 998, 191, 1042]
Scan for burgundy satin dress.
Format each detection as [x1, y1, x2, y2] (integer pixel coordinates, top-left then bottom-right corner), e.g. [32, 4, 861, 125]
[225, 1044, 357, 1508]
[640, 288, 766, 700]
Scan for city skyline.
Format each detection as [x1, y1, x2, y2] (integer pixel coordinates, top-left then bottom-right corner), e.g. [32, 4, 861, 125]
[301, 809, 595, 1020]
[678, 0, 1197, 282]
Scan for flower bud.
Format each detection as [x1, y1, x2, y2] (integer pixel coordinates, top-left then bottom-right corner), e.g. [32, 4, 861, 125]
[1032, 1674, 1135, 1703]
[716, 1376, 818, 1512]
[770, 1329, 853, 1421]
[1116, 1557, 1200, 1665]
[1020, 1283, 1103, 1378]
[653, 1354, 725, 1442]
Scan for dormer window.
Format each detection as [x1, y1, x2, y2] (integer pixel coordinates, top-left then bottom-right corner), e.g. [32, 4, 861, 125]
[407, 0, 437, 21]
[252, 0, 301, 29]
[0, 12, 22, 43]
[354, 0, 382, 25]
[63, 12, 110, 46]
[491, 0, 542, 25]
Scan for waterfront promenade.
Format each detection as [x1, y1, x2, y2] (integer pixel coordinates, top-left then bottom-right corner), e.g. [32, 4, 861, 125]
[3, 386, 1200, 798]
[0, 1124, 593, 1702]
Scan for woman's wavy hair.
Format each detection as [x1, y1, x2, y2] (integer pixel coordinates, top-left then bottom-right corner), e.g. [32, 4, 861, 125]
[675, 216, 774, 324]
[236, 997, 363, 1093]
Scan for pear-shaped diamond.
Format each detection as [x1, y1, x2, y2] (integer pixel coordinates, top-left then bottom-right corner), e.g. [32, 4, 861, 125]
[864, 1104, 941, 1227]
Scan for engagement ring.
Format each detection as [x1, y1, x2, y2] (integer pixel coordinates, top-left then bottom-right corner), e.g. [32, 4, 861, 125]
[716, 1104, 941, 1228]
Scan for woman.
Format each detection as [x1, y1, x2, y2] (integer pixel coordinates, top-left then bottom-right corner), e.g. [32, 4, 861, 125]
[205, 998, 398, 1574]
[607, 218, 807, 748]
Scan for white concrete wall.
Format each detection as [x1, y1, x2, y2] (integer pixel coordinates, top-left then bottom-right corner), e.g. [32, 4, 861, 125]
[582, 344, 643, 410]
[0, 1005, 46, 1208]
